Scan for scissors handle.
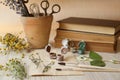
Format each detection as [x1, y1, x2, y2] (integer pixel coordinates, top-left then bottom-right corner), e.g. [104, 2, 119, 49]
[23, 0, 29, 3]
[40, 0, 49, 16]
[50, 4, 61, 15]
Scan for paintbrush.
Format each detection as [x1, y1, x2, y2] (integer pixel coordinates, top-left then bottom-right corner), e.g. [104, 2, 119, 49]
[58, 62, 120, 70]
[56, 68, 120, 72]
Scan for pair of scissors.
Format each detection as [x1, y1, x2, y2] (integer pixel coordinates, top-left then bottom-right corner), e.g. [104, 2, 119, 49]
[40, 0, 61, 16]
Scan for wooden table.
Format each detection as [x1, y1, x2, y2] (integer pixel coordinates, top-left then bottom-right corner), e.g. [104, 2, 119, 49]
[0, 48, 120, 80]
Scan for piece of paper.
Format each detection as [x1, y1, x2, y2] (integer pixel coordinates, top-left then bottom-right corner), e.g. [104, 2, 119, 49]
[28, 50, 83, 76]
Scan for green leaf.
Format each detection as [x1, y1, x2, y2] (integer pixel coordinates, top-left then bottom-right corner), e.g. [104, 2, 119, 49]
[90, 60, 106, 67]
[89, 51, 102, 60]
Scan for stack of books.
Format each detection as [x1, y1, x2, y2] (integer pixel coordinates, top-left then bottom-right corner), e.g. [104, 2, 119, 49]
[55, 17, 120, 53]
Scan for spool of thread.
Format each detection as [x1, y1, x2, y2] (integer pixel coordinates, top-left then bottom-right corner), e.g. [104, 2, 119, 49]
[57, 54, 64, 61]
[45, 44, 51, 53]
[78, 41, 86, 54]
[61, 47, 69, 54]
[49, 52, 57, 59]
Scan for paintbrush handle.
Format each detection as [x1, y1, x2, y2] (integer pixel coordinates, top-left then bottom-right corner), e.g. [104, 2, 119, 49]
[65, 63, 120, 70]
[56, 68, 120, 72]
[78, 68, 120, 72]
[77, 65, 119, 70]
[58, 62, 120, 71]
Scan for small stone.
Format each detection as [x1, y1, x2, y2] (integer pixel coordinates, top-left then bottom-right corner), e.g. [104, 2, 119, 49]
[57, 54, 64, 61]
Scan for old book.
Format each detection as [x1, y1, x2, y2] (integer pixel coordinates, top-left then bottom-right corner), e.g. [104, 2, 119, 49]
[55, 29, 116, 44]
[58, 17, 120, 35]
[55, 38, 116, 53]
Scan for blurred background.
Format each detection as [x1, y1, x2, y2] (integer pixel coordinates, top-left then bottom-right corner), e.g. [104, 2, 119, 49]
[0, 0, 120, 42]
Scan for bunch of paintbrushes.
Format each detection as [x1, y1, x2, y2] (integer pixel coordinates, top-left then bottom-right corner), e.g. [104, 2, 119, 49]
[56, 62, 120, 72]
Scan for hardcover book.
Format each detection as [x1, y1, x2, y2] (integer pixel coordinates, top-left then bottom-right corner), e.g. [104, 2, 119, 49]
[56, 29, 116, 44]
[58, 17, 120, 35]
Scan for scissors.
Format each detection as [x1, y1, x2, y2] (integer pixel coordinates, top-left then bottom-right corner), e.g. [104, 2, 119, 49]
[29, 3, 42, 17]
[40, 0, 61, 16]
[50, 4, 61, 15]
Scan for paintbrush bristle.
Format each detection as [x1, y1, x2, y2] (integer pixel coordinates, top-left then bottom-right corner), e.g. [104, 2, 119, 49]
[58, 62, 66, 65]
[56, 68, 62, 71]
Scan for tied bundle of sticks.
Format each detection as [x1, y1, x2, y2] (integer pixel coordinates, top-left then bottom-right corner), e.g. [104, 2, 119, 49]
[56, 62, 120, 72]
